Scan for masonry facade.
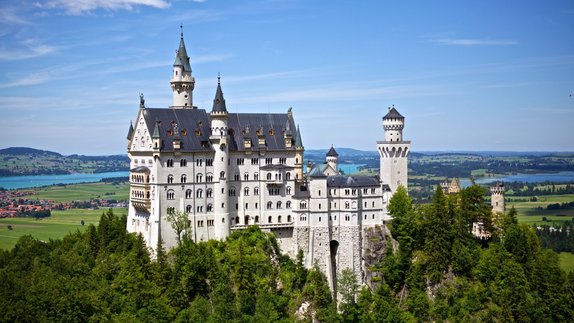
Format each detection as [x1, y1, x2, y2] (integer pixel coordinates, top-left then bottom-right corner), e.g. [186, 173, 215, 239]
[126, 33, 410, 291]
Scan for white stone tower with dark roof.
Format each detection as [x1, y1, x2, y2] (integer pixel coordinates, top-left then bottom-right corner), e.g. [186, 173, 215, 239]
[170, 27, 195, 108]
[490, 182, 505, 214]
[210, 77, 230, 239]
[326, 146, 339, 171]
[377, 106, 411, 194]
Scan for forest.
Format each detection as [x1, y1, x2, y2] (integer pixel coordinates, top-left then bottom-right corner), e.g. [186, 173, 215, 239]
[1, 185, 573, 322]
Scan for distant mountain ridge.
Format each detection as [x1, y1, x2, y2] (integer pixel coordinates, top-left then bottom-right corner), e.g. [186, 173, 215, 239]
[0, 147, 62, 157]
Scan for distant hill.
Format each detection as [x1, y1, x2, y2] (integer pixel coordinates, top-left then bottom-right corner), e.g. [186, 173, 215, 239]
[0, 147, 128, 177]
[0, 147, 62, 157]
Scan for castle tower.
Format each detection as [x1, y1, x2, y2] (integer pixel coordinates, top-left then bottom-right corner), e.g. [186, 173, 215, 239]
[490, 182, 505, 214]
[377, 106, 411, 194]
[210, 76, 230, 239]
[326, 145, 339, 172]
[170, 27, 195, 108]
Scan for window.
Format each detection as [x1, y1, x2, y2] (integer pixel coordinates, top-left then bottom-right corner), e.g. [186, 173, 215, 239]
[228, 188, 236, 197]
[196, 174, 203, 182]
[197, 220, 204, 227]
[319, 203, 321, 210]
[254, 173, 259, 181]
[167, 190, 175, 200]
[235, 216, 240, 224]
[318, 190, 321, 196]
[286, 172, 291, 180]
[180, 159, 187, 167]
[267, 201, 272, 209]
[255, 202, 258, 209]
[167, 207, 175, 214]
[267, 173, 272, 180]
[207, 189, 213, 198]
[244, 216, 249, 225]
[185, 189, 192, 199]
[167, 159, 174, 167]
[254, 187, 259, 195]
[345, 189, 350, 196]
[196, 189, 203, 198]
[196, 159, 203, 166]
[300, 202, 307, 209]
[207, 204, 213, 212]
[245, 203, 249, 209]
[236, 158, 244, 165]
[371, 188, 376, 194]
[220, 171, 225, 179]
[345, 215, 350, 221]
[206, 174, 213, 182]
[265, 158, 272, 165]
[186, 205, 192, 213]
[234, 174, 240, 181]
[255, 216, 259, 223]
[197, 206, 203, 212]
[279, 157, 286, 164]
[286, 186, 292, 195]
[277, 201, 282, 209]
[269, 188, 280, 195]
[278, 215, 282, 223]
[251, 158, 259, 165]
[207, 220, 214, 226]
[287, 215, 291, 222]
[286, 201, 291, 209]
[181, 174, 187, 183]
[244, 187, 249, 196]
[345, 202, 350, 209]
[167, 175, 174, 184]
[268, 216, 272, 223]
[244, 173, 249, 181]
[206, 159, 213, 166]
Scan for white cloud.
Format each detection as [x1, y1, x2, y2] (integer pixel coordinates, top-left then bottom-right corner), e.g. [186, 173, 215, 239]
[35, 0, 171, 15]
[0, 7, 29, 25]
[0, 39, 59, 61]
[428, 37, 517, 46]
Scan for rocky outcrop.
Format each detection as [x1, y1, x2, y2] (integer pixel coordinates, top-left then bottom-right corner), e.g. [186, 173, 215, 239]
[362, 224, 397, 289]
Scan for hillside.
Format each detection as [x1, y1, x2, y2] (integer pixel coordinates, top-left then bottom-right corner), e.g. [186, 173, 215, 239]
[0, 147, 129, 177]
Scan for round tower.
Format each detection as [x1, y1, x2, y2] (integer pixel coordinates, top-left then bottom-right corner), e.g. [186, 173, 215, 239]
[382, 105, 404, 142]
[377, 106, 410, 194]
[210, 76, 230, 239]
[326, 145, 339, 172]
[490, 182, 505, 214]
[170, 27, 195, 108]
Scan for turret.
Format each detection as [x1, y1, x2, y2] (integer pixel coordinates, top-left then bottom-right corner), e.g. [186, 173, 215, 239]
[209, 76, 230, 239]
[490, 182, 505, 214]
[377, 106, 410, 194]
[326, 145, 338, 171]
[170, 26, 195, 108]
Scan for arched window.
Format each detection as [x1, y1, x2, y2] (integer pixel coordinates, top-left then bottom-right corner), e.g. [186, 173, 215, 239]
[286, 201, 291, 209]
[254, 173, 259, 180]
[185, 189, 192, 199]
[181, 174, 187, 183]
[196, 189, 203, 198]
[267, 201, 272, 209]
[286, 172, 291, 180]
[167, 159, 174, 167]
[220, 171, 225, 179]
[244, 216, 249, 225]
[235, 216, 240, 224]
[267, 173, 272, 180]
[167, 189, 175, 200]
[207, 189, 213, 198]
[180, 159, 187, 167]
[167, 175, 173, 184]
[300, 202, 307, 209]
[207, 204, 213, 212]
[287, 215, 291, 222]
[196, 173, 203, 182]
[286, 186, 292, 195]
[345, 201, 350, 209]
[268, 216, 272, 223]
[254, 187, 259, 195]
[244, 173, 249, 181]
[277, 201, 282, 209]
[244, 187, 249, 196]
[186, 205, 192, 213]
[278, 215, 282, 223]
[255, 216, 259, 223]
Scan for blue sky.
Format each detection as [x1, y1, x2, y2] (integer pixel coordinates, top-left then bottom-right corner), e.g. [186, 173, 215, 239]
[0, 0, 573, 155]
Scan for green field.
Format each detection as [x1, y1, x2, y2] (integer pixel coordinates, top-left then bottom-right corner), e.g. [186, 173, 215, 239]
[509, 194, 574, 226]
[0, 208, 127, 250]
[20, 182, 129, 202]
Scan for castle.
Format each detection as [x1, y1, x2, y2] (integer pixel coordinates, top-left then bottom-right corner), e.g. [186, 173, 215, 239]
[126, 32, 410, 291]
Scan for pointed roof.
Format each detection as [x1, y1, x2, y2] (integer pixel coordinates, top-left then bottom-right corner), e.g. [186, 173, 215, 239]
[152, 121, 161, 139]
[126, 121, 134, 140]
[211, 76, 227, 113]
[383, 106, 404, 119]
[326, 145, 338, 157]
[295, 124, 303, 148]
[173, 29, 192, 73]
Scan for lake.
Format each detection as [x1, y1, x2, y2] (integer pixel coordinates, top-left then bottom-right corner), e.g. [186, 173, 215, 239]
[0, 171, 129, 190]
[338, 164, 365, 174]
[460, 171, 574, 188]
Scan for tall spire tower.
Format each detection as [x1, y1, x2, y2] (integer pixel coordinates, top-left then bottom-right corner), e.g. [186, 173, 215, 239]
[170, 25, 195, 108]
[377, 106, 411, 194]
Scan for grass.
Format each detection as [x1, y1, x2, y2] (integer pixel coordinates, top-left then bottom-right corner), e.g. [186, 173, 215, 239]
[559, 252, 574, 273]
[0, 208, 127, 250]
[19, 182, 129, 202]
[509, 194, 574, 226]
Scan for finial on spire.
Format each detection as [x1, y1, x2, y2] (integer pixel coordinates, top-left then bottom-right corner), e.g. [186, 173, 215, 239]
[139, 93, 145, 109]
[217, 72, 221, 84]
[180, 24, 183, 39]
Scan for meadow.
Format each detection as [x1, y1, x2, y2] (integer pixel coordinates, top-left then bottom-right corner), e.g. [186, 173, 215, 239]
[0, 208, 128, 250]
[20, 181, 129, 202]
[508, 194, 574, 226]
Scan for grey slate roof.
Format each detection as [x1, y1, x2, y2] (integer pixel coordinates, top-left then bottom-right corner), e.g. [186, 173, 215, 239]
[294, 124, 303, 148]
[326, 175, 380, 188]
[326, 146, 338, 157]
[126, 122, 134, 140]
[383, 107, 404, 119]
[173, 36, 192, 73]
[130, 166, 150, 173]
[141, 108, 297, 153]
[211, 80, 227, 113]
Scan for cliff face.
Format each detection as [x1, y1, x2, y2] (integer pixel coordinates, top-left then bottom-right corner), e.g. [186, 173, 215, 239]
[362, 224, 397, 289]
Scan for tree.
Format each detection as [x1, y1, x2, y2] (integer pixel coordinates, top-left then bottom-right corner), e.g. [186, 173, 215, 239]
[166, 210, 191, 246]
[424, 186, 454, 283]
[338, 268, 359, 310]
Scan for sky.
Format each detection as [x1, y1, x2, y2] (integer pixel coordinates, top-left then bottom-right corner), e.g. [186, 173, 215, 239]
[0, 0, 573, 155]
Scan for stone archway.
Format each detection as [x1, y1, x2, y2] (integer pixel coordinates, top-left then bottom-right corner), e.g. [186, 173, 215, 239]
[329, 240, 339, 299]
